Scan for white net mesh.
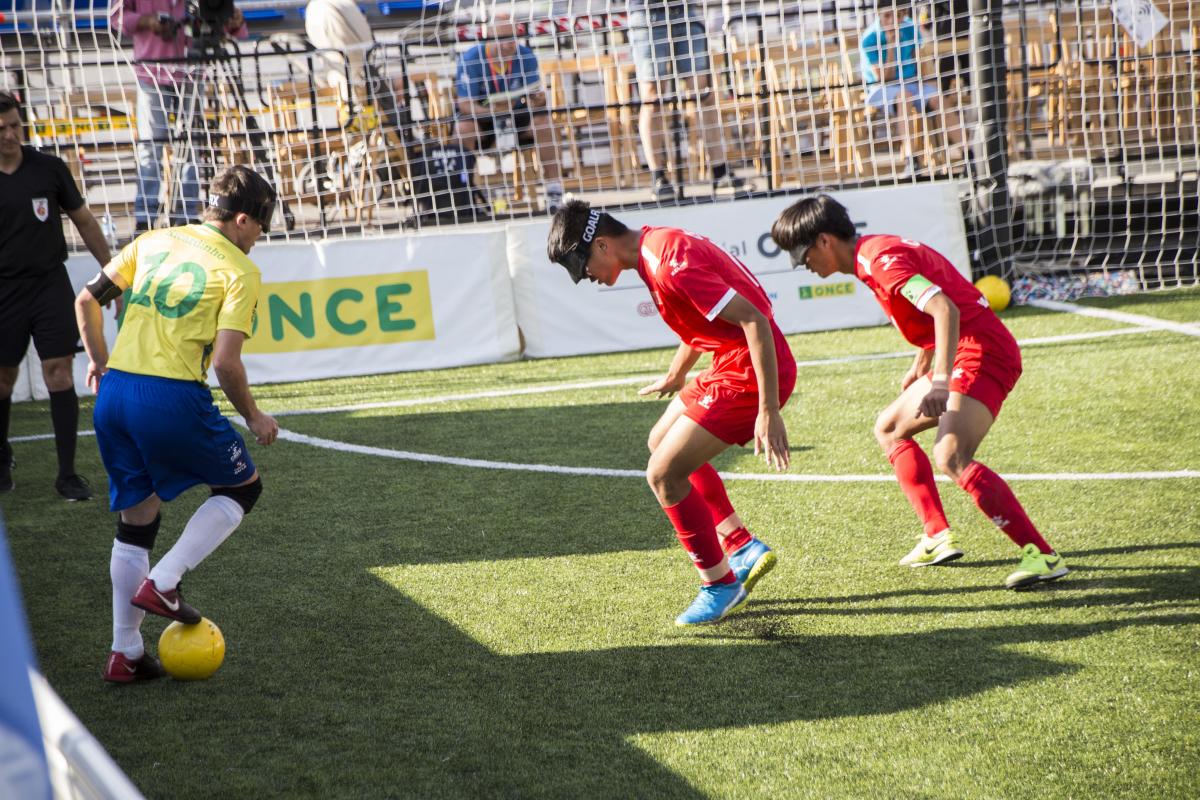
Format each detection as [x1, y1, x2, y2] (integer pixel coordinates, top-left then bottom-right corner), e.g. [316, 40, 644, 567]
[1, 0, 1196, 289]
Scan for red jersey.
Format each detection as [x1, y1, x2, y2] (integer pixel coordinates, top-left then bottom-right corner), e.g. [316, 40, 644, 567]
[854, 234, 998, 349]
[636, 226, 783, 354]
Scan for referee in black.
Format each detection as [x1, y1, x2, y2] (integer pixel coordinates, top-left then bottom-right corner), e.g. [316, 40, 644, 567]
[0, 91, 113, 500]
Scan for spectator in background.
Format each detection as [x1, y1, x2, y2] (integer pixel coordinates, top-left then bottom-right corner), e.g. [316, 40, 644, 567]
[860, 0, 962, 177]
[627, 0, 748, 201]
[0, 91, 112, 501]
[109, 0, 248, 235]
[304, 0, 406, 132]
[453, 10, 563, 214]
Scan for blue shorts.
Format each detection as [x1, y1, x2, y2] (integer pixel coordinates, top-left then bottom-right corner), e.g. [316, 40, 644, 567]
[94, 369, 255, 511]
[628, 8, 710, 86]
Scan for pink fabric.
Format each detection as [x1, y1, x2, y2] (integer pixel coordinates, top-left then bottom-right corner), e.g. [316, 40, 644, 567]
[109, 0, 249, 85]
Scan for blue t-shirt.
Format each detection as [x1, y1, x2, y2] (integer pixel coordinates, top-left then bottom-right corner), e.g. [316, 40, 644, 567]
[454, 43, 541, 101]
[860, 17, 922, 84]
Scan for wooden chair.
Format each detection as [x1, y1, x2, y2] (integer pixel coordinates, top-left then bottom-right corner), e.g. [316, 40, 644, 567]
[763, 34, 845, 188]
[266, 81, 380, 223]
[539, 53, 631, 192]
[710, 37, 772, 181]
[1051, 8, 1120, 152]
[1112, 0, 1199, 149]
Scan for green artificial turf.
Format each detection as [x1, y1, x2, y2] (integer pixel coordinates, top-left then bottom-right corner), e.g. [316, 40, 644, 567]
[3, 289, 1198, 799]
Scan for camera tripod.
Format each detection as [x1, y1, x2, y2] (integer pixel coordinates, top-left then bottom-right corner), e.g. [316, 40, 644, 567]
[159, 36, 294, 231]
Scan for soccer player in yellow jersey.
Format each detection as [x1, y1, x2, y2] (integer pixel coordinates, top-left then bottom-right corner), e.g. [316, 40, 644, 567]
[75, 166, 280, 683]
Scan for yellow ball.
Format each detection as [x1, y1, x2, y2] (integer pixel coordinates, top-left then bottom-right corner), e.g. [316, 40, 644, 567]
[975, 275, 1011, 312]
[158, 617, 225, 681]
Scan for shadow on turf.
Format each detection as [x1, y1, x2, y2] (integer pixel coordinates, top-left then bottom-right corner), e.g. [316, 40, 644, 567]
[746, 562, 1200, 617]
[943, 540, 1200, 569]
[210, 588, 1198, 798]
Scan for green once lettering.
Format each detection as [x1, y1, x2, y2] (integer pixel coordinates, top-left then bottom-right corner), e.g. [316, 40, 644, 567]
[326, 289, 366, 335]
[269, 293, 315, 341]
[153, 261, 208, 319]
[127, 251, 169, 308]
[376, 283, 417, 332]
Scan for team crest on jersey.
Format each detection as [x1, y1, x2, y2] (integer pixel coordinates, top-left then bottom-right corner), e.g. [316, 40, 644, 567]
[32, 197, 49, 222]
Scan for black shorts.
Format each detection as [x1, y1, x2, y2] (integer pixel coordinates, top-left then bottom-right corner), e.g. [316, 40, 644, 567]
[0, 268, 82, 367]
[460, 108, 537, 150]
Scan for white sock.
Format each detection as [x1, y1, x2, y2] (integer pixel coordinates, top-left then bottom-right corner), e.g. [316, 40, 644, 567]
[111, 540, 149, 658]
[149, 495, 243, 590]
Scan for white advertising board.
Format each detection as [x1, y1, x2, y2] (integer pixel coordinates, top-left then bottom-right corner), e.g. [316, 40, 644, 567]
[507, 181, 970, 358]
[13, 227, 519, 400]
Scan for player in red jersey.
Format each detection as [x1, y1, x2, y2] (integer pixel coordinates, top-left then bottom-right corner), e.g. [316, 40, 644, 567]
[771, 194, 1068, 589]
[548, 200, 796, 625]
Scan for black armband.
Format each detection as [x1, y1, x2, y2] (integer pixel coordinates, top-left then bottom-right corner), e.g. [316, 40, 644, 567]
[86, 271, 123, 306]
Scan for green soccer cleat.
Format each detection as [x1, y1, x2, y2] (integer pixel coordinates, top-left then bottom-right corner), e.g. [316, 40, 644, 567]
[898, 531, 963, 567]
[1005, 543, 1069, 589]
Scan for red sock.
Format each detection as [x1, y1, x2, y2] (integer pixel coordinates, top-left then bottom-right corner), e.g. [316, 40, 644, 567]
[887, 439, 950, 537]
[688, 463, 736, 525]
[663, 489, 735, 585]
[688, 464, 752, 554]
[720, 527, 753, 555]
[957, 461, 1053, 553]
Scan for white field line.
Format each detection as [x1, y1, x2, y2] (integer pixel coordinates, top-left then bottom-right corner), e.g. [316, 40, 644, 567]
[271, 427, 1200, 482]
[11, 430, 97, 443]
[6, 325, 1158, 434]
[1026, 299, 1200, 338]
[10, 406, 1196, 482]
[8, 321, 1191, 482]
[269, 324, 1158, 419]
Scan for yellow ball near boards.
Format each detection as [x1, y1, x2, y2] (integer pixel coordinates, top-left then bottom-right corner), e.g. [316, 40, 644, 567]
[975, 275, 1012, 312]
[158, 618, 225, 681]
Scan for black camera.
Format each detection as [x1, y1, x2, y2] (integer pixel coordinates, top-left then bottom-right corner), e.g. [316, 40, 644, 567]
[187, 0, 235, 29]
[184, 0, 235, 52]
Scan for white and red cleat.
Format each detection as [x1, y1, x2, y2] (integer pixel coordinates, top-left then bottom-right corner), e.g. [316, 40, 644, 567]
[103, 651, 166, 684]
[131, 578, 202, 624]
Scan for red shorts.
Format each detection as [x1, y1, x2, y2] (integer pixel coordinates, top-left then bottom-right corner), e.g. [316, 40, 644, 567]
[680, 337, 797, 446]
[934, 324, 1023, 418]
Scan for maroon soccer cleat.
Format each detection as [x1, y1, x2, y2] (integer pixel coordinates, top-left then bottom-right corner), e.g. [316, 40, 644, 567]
[131, 578, 202, 625]
[103, 651, 166, 684]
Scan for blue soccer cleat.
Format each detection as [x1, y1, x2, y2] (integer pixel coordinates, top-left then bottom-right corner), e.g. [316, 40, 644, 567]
[729, 538, 777, 594]
[674, 581, 748, 626]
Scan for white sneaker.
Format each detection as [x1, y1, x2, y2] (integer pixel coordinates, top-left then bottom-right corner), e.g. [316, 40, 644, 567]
[899, 531, 964, 567]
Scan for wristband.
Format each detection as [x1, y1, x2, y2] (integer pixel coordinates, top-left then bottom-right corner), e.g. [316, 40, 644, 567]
[931, 374, 949, 384]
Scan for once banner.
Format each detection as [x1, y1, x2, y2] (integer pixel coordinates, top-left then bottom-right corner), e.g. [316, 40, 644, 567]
[14, 227, 520, 400]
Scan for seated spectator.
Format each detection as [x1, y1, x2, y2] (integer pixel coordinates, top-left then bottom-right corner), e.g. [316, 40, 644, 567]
[305, 0, 406, 133]
[453, 10, 563, 214]
[860, 0, 962, 177]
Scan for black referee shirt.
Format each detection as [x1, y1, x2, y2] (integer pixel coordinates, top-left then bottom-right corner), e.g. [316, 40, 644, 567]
[0, 146, 85, 279]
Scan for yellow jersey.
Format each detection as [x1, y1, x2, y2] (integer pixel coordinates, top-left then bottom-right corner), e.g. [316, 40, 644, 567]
[107, 224, 261, 383]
